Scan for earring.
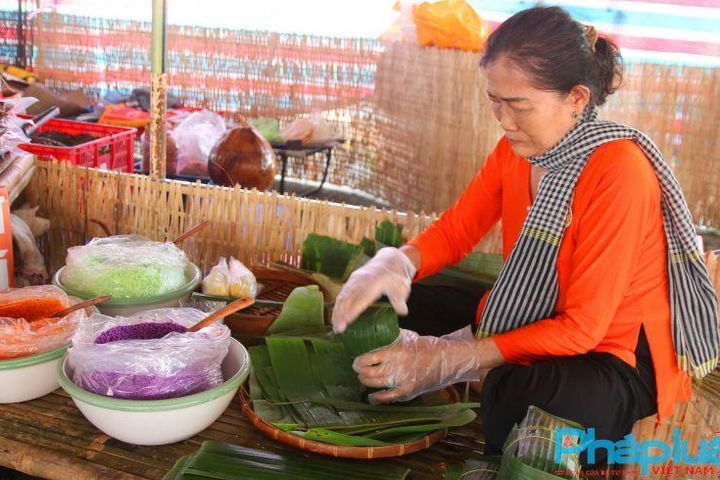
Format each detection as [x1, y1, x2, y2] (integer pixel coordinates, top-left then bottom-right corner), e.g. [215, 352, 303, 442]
[572, 111, 580, 119]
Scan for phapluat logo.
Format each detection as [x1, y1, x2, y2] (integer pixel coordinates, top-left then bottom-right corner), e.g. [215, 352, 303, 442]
[554, 428, 720, 476]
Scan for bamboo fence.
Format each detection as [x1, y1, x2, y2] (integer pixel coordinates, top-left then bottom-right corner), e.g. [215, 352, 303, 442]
[26, 161, 501, 275]
[31, 13, 720, 225]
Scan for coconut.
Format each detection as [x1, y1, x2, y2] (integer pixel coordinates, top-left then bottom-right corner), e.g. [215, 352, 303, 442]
[208, 124, 277, 190]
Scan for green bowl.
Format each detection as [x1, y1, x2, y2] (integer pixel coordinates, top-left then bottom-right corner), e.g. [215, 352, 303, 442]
[52, 262, 202, 316]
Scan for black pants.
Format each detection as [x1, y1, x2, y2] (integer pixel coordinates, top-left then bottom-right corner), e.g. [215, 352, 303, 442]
[403, 284, 658, 467]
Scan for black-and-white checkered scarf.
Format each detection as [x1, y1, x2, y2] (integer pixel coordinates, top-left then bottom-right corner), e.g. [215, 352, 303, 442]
[478, 105, 719, 379]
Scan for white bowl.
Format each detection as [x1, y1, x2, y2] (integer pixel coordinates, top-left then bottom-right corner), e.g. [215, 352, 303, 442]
[52, 262, 202, 316]
[0, 344, 69, 403]
[57, 338, 250, 445]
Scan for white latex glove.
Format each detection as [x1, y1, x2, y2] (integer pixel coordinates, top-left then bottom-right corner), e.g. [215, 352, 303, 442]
[352, 326, 483, 403]
[331, 247, 416, 333]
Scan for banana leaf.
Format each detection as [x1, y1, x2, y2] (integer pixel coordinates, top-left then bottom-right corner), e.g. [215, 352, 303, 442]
[266, 337, 342, 426]
[248, 370, 286, 423]
[499, 407, 583, 480]
[498, 456, 567, 480]
[163, 440, 411, 480]
[301, 233, 366, 281]
[359, 237, 377, 257]
[342, 252, 371, 280]
[453, 252, 503, 278]
[340, 305, 400, 358]
[365, 409, 477, 441]
[247, 346, 295, 423]
[258, 340, 445, 431]
[252, 337, 479, 445]
[250, 286, 480, 447]
[311, 339, 362, 399]
[308, 341, 365, 425]
[267, 285, 324, 335]
[375, 220, 404, 248]
[421, 252, 503, 293]
[307, 397, 480, 414]
[298, 428, 390, 447]
[444, 455, 501, 480]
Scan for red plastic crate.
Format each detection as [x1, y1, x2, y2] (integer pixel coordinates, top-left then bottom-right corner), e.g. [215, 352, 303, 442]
[18, 118, 137, 173]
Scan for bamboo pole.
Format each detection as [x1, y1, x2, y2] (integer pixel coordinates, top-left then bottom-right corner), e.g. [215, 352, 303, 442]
[149, 0, 167, 180]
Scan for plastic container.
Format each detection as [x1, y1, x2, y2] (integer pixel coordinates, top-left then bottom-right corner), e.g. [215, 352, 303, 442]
[18, 118, 136, 173]
[57, 337, 251, 445]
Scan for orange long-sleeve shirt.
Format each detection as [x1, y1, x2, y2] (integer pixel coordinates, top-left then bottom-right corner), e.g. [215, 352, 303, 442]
[407, 137, 691, 420]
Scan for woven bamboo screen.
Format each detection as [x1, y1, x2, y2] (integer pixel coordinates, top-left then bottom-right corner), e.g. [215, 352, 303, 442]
[26, 161, 502, 274]
[33, 13, 720, 227]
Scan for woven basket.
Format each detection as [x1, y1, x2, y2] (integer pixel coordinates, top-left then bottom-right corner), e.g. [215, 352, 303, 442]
[238, 385, 459, 459]
[224, 266, 331, 343]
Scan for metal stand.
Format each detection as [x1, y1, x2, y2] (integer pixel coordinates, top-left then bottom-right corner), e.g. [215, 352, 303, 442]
[273, 141, 340, 197]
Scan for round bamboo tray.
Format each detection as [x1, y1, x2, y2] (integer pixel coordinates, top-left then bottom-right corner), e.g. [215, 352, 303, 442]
[238, 386, 460, 459]
[224, 266, 331, 342]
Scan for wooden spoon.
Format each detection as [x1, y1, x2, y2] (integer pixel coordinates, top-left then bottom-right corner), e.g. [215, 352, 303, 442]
[50, 295, 112, 318]
[186, 297, 255, 333]
[173, 220, 209, 246]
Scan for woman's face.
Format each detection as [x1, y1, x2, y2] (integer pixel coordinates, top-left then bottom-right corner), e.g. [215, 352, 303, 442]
[484, 56, 589, 158]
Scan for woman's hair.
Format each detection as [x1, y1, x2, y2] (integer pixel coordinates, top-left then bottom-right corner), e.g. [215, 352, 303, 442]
[479, 6, 622, 106]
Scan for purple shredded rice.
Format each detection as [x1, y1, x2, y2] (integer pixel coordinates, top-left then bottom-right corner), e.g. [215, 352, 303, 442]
[94, 322, 188, 344]
[80, 321, 224, 400]
[80, 368, 221, 400]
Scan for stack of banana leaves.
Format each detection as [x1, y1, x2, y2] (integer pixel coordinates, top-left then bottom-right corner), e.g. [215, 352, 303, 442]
[247, 284, 480, 447]
[164, 441, 412, 479]
[294, 220, 503, 295]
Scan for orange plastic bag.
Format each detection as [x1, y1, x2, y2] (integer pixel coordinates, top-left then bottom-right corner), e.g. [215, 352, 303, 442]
[0, 285, 87, 359]
[413, 0, 491, 52]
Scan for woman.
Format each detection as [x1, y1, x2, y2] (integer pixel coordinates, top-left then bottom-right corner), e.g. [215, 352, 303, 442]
[331, 6, 719, 462]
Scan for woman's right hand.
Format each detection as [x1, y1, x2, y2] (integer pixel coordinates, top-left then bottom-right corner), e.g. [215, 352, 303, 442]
[331, 247, 417, 333]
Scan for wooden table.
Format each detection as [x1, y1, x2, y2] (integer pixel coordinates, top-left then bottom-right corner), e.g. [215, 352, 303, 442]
[0, 389, 485, 479]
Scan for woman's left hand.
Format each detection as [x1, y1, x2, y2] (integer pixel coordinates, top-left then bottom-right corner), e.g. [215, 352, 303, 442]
[352, 326, 495, 403]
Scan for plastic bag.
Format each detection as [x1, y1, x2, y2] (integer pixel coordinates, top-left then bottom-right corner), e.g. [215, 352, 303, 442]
[60, 235, 189, 299]
[202, 257, 257, 299]
[0, 285, 87, 359]
[281, 115, 337, 145]
[202, 257, 231, 297]
[0, 99, 32, 157]
[67, 308, 231, 400]
[413, 0, 491, 52]
[11, 213, 48, 286]
[229, 258, 257, 299]
[171, 109, 226, 176]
